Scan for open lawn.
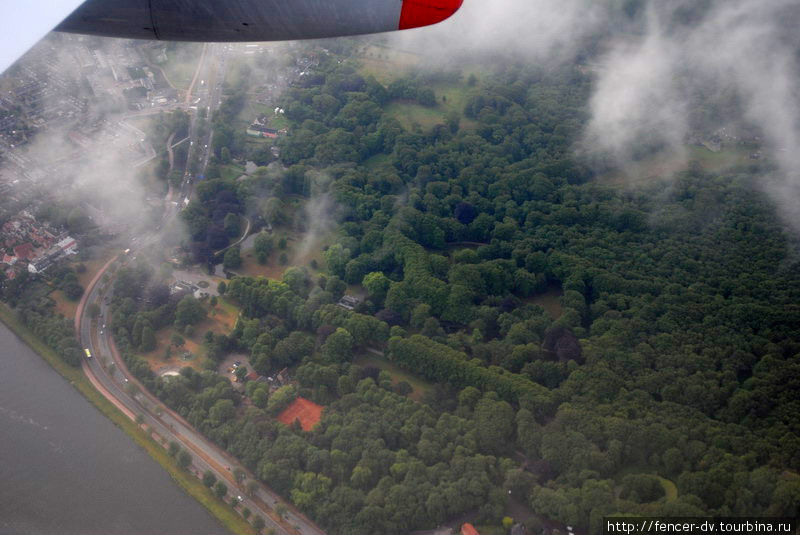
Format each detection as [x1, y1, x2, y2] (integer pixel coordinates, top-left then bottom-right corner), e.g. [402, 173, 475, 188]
[362, 153, 393, 171]
[137, 299, 239, 373]
[687, 144, 752, 169]
[269, 114, 289, 130]
[71, 251, 119, 290]
[525, 283, 564, 319]
[356, 44, 422, 84]
[238, 249, 287, 280]
[354, 350, 434, 400]
[356, 44, 483, 132]
[598, 145, 753, 186]
[137, 326, 202, 372]
[237, 222, 332, 280]
[383, 81, 478, 132]
[384, 101, 444, 130]
[50, 289, 79, 320]
[614, 466, 679, 503]
[239, 99, 278, 125]
[218, 163, 246, 181]
[658, 476, 679, 502]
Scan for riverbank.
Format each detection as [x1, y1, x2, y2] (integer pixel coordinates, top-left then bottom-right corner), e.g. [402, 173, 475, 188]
[0, 303, 255, 535]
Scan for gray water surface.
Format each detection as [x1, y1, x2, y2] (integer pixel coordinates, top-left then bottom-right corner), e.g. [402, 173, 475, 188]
[0, 322, 229, 535]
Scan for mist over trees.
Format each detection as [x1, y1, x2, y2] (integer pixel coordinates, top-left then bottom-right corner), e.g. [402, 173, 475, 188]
[71, 32, 800, 535]
[3, 2, 800, 532]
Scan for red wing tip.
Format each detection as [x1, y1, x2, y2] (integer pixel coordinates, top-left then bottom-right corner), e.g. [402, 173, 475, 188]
[398, 0, 464, 30]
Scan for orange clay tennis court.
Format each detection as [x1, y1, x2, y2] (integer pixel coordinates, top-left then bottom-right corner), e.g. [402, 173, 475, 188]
[276, 397, 324, 431]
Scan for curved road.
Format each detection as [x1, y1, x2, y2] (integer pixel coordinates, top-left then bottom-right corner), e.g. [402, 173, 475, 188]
[76, 256, 325, 535]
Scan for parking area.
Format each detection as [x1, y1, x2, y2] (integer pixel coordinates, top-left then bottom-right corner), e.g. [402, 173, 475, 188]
[216, 353, 252, 384]
[171, 268, 222, 296]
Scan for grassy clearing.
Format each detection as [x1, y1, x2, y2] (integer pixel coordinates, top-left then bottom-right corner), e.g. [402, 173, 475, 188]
[238, 222, 332, 280]
[49, 289, 79, 319]
[658, 476, 679, 502]
[613, 465, 678, 504]
[218, 163, 246, 181]
[354, 350, 434, 400]
[384, 101, 443, 130]
[239, 99, 277, 124]
[525, 283, 564, 319]
[71, 251, 118, 290]
[0, 304, 251, 535]
[239, 250, 287, 280]
[138, 299, 239, 373]
[356, 44, 422, 84]
[687, 145, 751, 170]
[382, 80, 478, 132]
[362, 153, 392, 170]
[356, 44, 483, 132]
[269, 114, 289, 130]
[598, 145, 753, 186]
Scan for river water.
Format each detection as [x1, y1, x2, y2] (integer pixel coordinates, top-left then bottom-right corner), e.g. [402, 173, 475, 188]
[0, 322, 229, 535]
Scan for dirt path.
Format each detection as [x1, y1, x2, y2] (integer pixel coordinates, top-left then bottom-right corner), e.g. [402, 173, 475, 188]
[214, 216, 252, 255]
[166, 131, 176, 171]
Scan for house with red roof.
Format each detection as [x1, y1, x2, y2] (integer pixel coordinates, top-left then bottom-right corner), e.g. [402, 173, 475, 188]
[13, 243, 34, 261]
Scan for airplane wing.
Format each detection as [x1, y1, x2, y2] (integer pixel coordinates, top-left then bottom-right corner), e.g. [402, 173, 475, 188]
[0, 0, 86, 74]
[1, 0, 463, 74]
[55, 0, 464, 42]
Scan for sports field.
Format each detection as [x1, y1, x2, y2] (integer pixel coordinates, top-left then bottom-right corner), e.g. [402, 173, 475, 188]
[276, 397, 323, 431]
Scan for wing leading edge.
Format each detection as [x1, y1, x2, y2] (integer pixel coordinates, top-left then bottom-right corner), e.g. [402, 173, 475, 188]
[1, 0, 463, 74]
[55, 0, 464, 41]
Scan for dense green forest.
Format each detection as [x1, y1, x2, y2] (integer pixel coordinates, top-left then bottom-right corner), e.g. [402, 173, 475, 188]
[13, 36, 800, 535]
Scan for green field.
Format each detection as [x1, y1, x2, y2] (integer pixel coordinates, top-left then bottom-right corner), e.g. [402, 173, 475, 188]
[218, 163, 246, 181]
[355, 44, 483, 133]
[362, 153, 393, 170]
[687, 144, 752, 169]
[599, 145, 753, 186]
[356, 44, 423, 84]
[354, 350, 434, 400]
[658, 476, 679, 502]
[613, 465, 679, 504]
[382, 81, 478, 132]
